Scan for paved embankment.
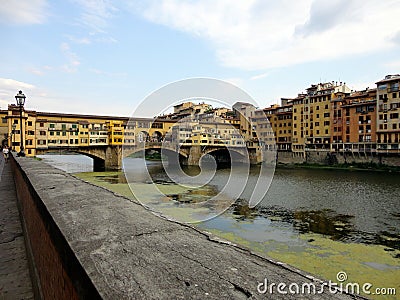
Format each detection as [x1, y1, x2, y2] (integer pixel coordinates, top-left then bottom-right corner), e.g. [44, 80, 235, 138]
[0, 156, 34, 299]
[12, 157, 363, 299]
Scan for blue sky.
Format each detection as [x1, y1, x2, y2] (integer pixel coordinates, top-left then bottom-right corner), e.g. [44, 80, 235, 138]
[0, 0, 399, 116]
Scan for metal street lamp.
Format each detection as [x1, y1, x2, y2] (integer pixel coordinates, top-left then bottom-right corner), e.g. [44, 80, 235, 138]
[15, 90, 26, 157]
[11, 123, 17, 151]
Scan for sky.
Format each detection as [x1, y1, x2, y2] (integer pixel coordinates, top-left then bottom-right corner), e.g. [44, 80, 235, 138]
[0, 0, 399, 117]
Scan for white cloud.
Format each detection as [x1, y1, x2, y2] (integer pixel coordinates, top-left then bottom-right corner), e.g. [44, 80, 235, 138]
[0, 78, 35, 91]
[60, 42, 81, 73]
[133, 0, 400, 71]
[250, 72, 269, 80]
[67, 35, 92, 45]
[90, 68, 127, 77]
[348, 80, 377, 92]
[72, 0, 117, 33]
[0, 78, 36, 109]
[28, 66, 53, 76]
[0, 0, 48, 25]
[221, 78, 244, 88]
[383, 60, 400, 69]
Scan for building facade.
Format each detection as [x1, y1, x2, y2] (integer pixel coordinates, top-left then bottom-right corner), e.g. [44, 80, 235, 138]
[1, 74, 399, 162]
[376, 74, 400, 152]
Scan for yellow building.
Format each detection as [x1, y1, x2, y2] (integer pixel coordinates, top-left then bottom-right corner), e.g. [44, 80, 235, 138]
[264, 103, 292, 151]
[0, 110, 9, 147]
[107, 120, 124, 145]
[7, 105, 29, 154]
[303, 82, 351, 150]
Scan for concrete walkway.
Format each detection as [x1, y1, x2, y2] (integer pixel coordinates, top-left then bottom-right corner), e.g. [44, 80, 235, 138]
[0, 156, 34, 299]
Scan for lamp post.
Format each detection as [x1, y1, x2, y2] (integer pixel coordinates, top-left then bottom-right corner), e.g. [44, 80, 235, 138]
[15, 90, 26, 157]
[11, 124, 16, 151]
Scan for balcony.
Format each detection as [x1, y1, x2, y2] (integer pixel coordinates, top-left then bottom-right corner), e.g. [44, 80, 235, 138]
[388, 87, 399, 93]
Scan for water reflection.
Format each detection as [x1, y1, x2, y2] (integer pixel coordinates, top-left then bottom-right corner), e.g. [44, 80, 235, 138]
[95, 174, 128, 184]
[228, 201, 400, 250]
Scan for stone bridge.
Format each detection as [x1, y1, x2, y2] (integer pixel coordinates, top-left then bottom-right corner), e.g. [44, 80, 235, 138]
[36, 146, 123, 171]
[36, 143, 250, 171]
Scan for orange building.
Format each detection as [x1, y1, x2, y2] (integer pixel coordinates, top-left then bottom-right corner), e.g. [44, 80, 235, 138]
[339, 89, 377, 153]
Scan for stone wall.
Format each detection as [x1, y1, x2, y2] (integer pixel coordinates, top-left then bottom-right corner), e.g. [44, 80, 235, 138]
[276, 151, 305, 164]
[11, 157, 101, 299]
[276, 150, 400, 167]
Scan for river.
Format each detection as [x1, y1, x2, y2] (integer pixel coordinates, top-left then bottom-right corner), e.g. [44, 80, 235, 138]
[38, 154, 400, 299]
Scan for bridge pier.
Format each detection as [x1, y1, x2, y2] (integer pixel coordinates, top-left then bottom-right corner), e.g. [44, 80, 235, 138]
[187, 145, 202, 166]
[104, 146, 122, 170]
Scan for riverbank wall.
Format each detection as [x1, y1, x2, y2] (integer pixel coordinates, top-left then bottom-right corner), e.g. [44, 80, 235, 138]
[277, 150, 400, 167]
[8, 155, 361, 299]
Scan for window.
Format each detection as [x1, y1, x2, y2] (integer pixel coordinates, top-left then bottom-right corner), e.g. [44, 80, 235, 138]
[40, 131, 46, 136]
[324, 113, 330, 118]
[28, 121, 32, 126]
[1, 118, 6, 124]
[40, 122, 44, 127]
[390, 113, 399, 119]
[14, 120, 18, 124]
[393, 93, 397, 98]
[393, 124, 397, 130]
[49, 124, 55, 128]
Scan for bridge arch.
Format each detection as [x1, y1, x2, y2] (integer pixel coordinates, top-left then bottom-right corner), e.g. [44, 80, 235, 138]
[124, 144, 189, 159]
[137, 131, 149, 143]
[202, 147, 248, 166]
[35, 146, 117, 172]
[151, 131, 163, 142]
